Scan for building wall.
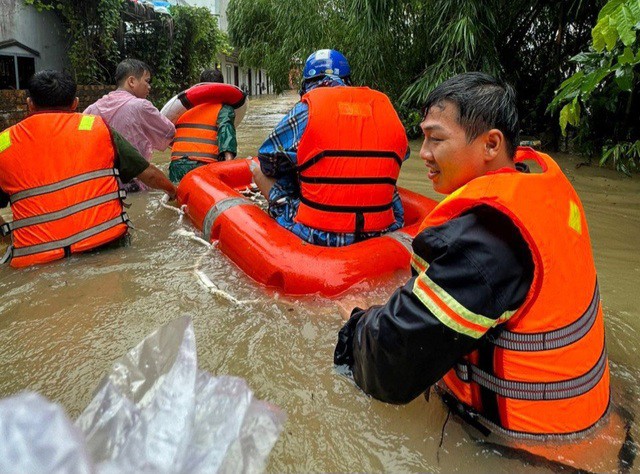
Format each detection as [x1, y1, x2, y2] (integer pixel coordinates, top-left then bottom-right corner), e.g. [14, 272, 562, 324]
[0, 85, 115, 130]
[0, 0, 70, 73]
[186, 0, 272, 96]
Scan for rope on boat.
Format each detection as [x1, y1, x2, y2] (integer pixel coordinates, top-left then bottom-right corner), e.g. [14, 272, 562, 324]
[160, 194, 187, 224]
[172, 228, 260, 306]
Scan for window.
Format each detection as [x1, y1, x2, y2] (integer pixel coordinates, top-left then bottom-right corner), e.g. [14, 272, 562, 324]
[0, 54, 36, 89]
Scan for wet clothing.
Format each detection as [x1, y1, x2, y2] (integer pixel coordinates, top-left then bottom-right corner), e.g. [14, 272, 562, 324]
[334, 202, 534, 403]
[168, 104, 237, 183]
[335, 151, 609, 437]
[420, 149, 609, 437]
[0, 113, 140, 267]
[258, 79, 409, 246]
[84, 90, 175, 192]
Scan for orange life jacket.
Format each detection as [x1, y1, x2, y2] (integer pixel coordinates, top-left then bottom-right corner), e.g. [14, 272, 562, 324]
[413, 148, 609, 437]
[294, 87, 408, 234]
[171, 103, 222, 163]
[0, 112, 128, 268]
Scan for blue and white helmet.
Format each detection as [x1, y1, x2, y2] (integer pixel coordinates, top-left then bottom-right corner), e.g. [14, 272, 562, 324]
[302, 49, 351, 80]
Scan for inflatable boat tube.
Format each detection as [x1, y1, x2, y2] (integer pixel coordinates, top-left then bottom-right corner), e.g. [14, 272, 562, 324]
[161, 83, 247, 127]
[177, 159, 438, 297]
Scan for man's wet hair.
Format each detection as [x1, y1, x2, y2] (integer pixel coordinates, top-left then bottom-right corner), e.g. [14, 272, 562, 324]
[115, 59, 151, 86]
[424, 72, 519, 158]
[27, 70, 77, 109]
[200, 69, 224, 83]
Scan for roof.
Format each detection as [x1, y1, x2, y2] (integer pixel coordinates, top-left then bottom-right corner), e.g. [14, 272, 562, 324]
[0, 39, 41, 57]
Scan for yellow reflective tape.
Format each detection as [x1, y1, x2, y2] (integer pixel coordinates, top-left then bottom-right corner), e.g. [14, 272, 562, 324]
[412, 272, 515, 339]
[78, 115, 95, 131]
[410, 253, 428, 274]
[431, 184, 467, 213]
[568, 200, 582, 234]
[0, 131, 11, 152]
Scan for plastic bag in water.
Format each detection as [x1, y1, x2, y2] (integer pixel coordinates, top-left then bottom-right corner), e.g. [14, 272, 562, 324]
[0, 316, 285, 474]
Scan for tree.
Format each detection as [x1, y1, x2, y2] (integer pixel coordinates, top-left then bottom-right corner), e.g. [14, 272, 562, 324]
[549, 0, 640, 174]
[227, 0, 603, 140]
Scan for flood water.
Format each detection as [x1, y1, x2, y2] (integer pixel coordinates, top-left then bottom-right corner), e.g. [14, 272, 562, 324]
[1, 91, 639, 472]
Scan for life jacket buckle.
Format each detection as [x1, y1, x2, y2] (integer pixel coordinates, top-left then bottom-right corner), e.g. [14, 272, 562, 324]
[0, 222, 11, 237]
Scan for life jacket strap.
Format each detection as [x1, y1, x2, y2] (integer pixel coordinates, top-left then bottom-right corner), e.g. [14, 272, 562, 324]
[6, 190, 126, 233]
[171, 151, 219, 160]
[11, 212, 130, 258]
[298, 194, 392, 213]
[9, 168, 120, 204]
[296, 149, 403, 173]
[488, 282, 600, 351]
[175, 123, 218, 131]
[455, 346, 607, 401]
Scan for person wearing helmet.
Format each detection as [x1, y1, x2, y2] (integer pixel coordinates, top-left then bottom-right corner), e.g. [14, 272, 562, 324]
[252, 49, 410, 246]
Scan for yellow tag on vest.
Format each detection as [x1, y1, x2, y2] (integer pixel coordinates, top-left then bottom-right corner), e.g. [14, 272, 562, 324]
[338, 102, 372, 117]
[568, 200, 582, 234]
[78, 115, 95, 131]
[0, 131, 11, 152]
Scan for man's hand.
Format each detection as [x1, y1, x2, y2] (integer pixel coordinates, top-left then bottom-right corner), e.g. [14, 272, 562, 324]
[136, 164, 177, 199]
[336, 296, 369, 322]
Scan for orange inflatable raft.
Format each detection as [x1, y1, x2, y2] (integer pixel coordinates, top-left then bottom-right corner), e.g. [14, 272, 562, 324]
[177, 159, 438, 296]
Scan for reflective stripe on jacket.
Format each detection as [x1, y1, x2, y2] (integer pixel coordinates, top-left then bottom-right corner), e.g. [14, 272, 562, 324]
[294, 86, 408, 234]
[0, 113, 128, 268]
[171, 103, 222, 163]
[413, 148, 609, 437]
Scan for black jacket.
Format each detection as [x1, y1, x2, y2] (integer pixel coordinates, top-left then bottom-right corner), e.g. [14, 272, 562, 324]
[334, 205, 534, 404]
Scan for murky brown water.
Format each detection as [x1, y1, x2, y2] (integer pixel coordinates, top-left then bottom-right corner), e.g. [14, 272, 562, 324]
[1, 92, 639, 472]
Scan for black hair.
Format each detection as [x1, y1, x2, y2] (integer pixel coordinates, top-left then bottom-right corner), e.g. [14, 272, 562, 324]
[27, 70, 77, 109]
[200, 69, 224, 83]
[115, 59, 151, 86]
[424, 72, 519, 158]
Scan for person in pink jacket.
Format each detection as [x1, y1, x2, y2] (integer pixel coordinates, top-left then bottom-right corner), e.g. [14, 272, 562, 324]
[84, 59, 175, 192]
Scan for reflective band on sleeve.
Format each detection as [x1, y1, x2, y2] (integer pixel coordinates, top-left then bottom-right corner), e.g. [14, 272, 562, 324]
[12, 213, 129, 258]
[455, 347, 607, 401]
[78, 115, 95, 131]
[202, 197, 254, 241]
[172, 137, 218, 145]
[489, 282, 600, 351]
[413, 272, 515, 339]
[0, 131, 11, 152]
[410, 252, 428, 274]
[384, 230, 413, 253]
[9, 168, 120, 204]
[6, 191, 125, 232]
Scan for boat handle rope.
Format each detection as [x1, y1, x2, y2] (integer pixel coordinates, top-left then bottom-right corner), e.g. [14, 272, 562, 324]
[160, 195, 260, 306]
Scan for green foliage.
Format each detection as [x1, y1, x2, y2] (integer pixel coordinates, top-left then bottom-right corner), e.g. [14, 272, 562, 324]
[25, 1, 226, 104]
[601, 140, 640, 174]
[124, 6, 228, 104]
[25, 0, 125, 84]
[549, 0, 639, 173]
[227, 0, 603, 149]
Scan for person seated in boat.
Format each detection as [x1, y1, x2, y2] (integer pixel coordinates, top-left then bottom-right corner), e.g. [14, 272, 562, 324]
[251, 49, 410, 247]
[334, 72, 610, 440]
[0, 70, 177, 268]
[84, 59, 175, 193]
[168, 68, 239, 184]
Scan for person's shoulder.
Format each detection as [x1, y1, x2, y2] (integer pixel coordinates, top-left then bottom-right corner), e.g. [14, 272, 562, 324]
[132, 97, 162, 115]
